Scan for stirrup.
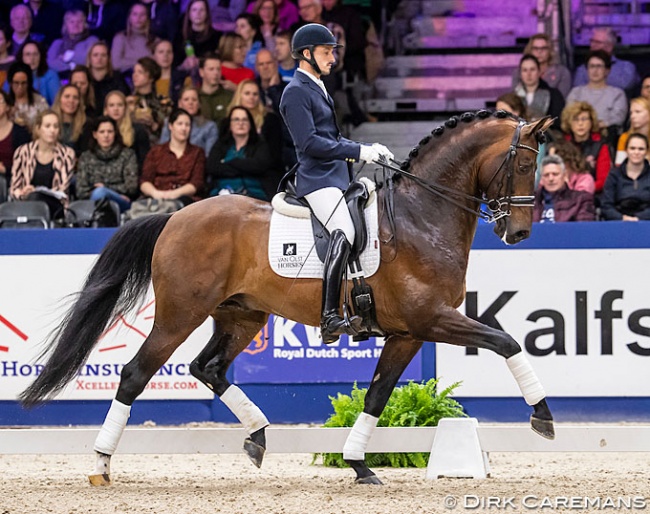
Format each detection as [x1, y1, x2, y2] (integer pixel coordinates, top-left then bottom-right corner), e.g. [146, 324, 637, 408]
[321, 306, 363, 344]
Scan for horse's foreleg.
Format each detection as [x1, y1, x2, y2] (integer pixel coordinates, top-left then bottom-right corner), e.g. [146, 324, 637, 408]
[424, 307, 554, 439]
[343, 335, 423, 485]
[189, 308, 270, 467]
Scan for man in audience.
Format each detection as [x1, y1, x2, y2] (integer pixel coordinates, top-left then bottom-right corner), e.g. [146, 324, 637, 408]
[9, 4, 43, 56]
[274, 30, 297, 83]
[533, 155, 595, 223]
[198, 52, 233, 124]
[573, 27, 639, 96]
[255, 48, 285, 113]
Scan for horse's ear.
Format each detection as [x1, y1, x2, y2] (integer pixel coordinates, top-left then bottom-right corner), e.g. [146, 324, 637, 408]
[525, 116, 554, 136]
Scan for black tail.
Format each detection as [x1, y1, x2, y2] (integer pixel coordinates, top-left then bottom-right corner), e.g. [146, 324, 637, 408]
[19, 214, 172, 407]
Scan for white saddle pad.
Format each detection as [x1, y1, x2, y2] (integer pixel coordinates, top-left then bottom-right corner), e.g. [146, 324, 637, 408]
[268, 187, 381, 279]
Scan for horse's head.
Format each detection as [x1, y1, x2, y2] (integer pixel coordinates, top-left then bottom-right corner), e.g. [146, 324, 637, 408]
[482, 116, 554, 245]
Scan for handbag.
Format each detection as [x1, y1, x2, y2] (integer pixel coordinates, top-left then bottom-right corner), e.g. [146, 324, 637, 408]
[127, 198, 184, 219]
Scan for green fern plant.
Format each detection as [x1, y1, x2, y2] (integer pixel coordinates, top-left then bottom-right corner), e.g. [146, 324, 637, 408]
[314, 379, 466, 468]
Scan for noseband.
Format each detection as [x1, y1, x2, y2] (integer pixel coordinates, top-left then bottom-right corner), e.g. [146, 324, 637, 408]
[381, 120, 539, 224]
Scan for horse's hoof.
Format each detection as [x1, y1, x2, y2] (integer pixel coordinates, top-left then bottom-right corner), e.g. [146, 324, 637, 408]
[243, 437, 266, 468]
[531, 416, 555, 440]
[88, 473, 111, 486]
[355, 475, 383, 485]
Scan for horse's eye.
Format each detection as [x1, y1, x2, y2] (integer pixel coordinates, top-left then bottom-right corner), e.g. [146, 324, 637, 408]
[518, 163, 533, 174]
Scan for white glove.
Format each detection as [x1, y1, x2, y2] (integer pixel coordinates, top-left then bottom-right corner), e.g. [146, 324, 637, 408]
[371, 143, 394, 163]
[358, 143, 394, 163]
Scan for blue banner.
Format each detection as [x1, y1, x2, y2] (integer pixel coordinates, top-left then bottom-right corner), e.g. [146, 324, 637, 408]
[234, 315, 423, 384]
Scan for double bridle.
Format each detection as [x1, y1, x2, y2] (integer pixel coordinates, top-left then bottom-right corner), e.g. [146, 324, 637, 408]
[379, 120, 540, 224]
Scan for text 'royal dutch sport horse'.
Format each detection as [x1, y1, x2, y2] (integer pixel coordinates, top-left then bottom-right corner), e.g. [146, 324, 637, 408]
[20, 111, 555, 486]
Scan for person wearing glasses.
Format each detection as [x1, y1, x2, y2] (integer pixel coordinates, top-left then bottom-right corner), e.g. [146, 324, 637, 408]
[279, 23, 393, 344]
[6, 61, 48, 132]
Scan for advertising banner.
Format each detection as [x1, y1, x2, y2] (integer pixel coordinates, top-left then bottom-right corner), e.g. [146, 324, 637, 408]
[436, 249, 650, 397]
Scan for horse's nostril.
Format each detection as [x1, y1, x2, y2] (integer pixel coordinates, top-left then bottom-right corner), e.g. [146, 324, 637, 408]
[516, 230, 530, 241]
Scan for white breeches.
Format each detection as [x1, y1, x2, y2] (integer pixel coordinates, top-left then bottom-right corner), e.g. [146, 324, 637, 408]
[305, 187, 355, 245]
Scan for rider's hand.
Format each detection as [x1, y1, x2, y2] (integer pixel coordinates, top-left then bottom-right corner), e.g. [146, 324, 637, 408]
[371, 143, 394, 162]
[359, 144, 381, 163]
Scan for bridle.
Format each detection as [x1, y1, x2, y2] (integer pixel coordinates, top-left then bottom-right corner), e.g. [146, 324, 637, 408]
[378, 120, 540, 224]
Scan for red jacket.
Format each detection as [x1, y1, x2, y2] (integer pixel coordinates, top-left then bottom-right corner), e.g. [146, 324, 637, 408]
[563, 132, 612, 193]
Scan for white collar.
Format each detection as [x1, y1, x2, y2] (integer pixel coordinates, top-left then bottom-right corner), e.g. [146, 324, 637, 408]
[297, 68, 328, 98]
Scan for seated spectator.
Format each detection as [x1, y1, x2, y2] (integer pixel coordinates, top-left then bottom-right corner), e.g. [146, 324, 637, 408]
[47, 10, 99, 78]
[173, 0, 222, 75]
[274, 30, 297, 83]
[153, 39, 191, 108]
[235, 13, 264, 72]
[70, 65, 97, 118]
[9, 5, 43, 57]
[86, 42, 130, 113]
[567, 50, 627, 134]
[76, 116, 138, 212]
[7, 61, 48, 132]
[206, 105, 274, 199]
[513, 54, 564, 127]
[52, 84, 88, 156]
[248, 0, 299, 32]
[511, 33, 571, 98]
[0, 24, 16, 86]
[15, 41, 59, 106]
[495, 92, 527, 118]
[25, 0, 64, 46]
[533, 154, 595, 222]
[210, 0, 246, 33]
[616, 97, 650, 165]
[641, 75, 650, 102]
[160, 86, 217, 155]
[255, 48, 285, 112]
[0, 89, 31, 188]
[546, 139, 595, 196]
[253, 0, 279, 52]
[103, 90, 150, 170]
[219, 32, 256, 91]
[140, 107, 206, 205]
[111, 3, 159, 75]
[143, 0, 180, 43]
[229, 78, 283, 169]
[10, 109, 76, 220]
[198, 52, 234, 124]
[128, 56, 166, 142]
[561, 101, 612, 194]
[601, 133, 650, 221]
[573, 27, 639, 97]
[86, 0, 126, 46]
[322, 0, 366, 84]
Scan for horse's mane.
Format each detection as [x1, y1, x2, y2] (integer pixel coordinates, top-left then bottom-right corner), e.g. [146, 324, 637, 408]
[399, 110, 522, 174]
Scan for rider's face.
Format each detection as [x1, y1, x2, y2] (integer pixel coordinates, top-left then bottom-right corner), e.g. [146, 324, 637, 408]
[308, 45, 336, 76]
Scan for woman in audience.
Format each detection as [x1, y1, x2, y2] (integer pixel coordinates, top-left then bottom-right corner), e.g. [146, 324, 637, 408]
[160, 86, 217, 155]
[601, 133, 650, 221]
[514, 54, 564, 127]
[513, 33, 572, 98]
[111, 2, 159, 74]
[70, 65, 97, 118]
[616, 97, 650, 165]
[495, 92, 527, 118]
[546, 139, 595, 196]
[0, 25, 16, 87]
[173, 0, 221, 73]
[77, 116, 138, 212]
[47, 10, 99, 78]
[219, 32, 255, 90]
[140, 107, 205, 205]
[561, 101, 612, 193]
[15, 41, 60, 106]
[153, 39, 191, 108]
[206, 105, 274, 200]
[253, 0, 279, 51]
[10, 109, 76, 220]
[52, 84, 88, 156]
[247, 0, 299, 32]
[129, 56, 166, 142]
[228, 79, 282, 168]
[87, 42, 130, 114]
[103, 90, 151, 170]
[235, 13, 264, 71]
[7, 62, 48, 133]
[0, 90, 31, 188]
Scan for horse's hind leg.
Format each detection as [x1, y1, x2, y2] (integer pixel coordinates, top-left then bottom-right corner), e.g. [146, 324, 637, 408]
[343, 335, 423, 485]
[423, 306, 554, 439]
[189, 305, 270, 467]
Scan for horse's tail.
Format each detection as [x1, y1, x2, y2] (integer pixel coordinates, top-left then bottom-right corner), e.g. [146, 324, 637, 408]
[19, 214, 173, 408]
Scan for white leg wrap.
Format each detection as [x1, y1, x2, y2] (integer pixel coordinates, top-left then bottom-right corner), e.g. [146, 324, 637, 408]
[92, 452, 111, 476]
[343, 413, 379, 461]
[220, 385, 269, 435]
[93, 399, 131, 456]
[506, 352, 546, 405]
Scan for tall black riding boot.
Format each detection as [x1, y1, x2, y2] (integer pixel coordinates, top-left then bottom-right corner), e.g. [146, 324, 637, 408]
[320, 229, 361, 344]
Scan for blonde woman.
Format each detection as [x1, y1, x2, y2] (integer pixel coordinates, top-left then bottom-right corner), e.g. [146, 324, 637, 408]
[616, 97, 650, 165]
[103, 90, 151, 170]
[111, 2, 159, 73]
[52, 84, 87, 156]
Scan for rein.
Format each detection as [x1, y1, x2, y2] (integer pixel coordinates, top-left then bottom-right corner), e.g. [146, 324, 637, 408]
[379, 120, 539, 224]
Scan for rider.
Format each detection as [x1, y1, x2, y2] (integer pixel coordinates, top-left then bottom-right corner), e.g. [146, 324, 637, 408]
[279, 23, 394, 344]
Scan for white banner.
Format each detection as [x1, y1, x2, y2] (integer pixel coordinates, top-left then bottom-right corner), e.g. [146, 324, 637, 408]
[0, 255, 214, 401]
[437, 249, 650, 397]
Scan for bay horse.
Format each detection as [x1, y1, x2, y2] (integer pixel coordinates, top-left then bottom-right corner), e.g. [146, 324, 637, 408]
[20, 111, 555, 486]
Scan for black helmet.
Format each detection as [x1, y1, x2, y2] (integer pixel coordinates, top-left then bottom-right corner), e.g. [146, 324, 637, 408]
[291, 23, 342, 60]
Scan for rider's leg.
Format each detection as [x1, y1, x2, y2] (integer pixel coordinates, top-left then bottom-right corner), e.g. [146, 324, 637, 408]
[304, 187, 360, 343]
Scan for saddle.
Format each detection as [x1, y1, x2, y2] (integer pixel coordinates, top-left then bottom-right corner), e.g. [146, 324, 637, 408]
[273, 171, 384, 342]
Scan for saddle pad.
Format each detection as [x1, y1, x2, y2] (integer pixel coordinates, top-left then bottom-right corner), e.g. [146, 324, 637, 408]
[268, 198, 381, 279]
